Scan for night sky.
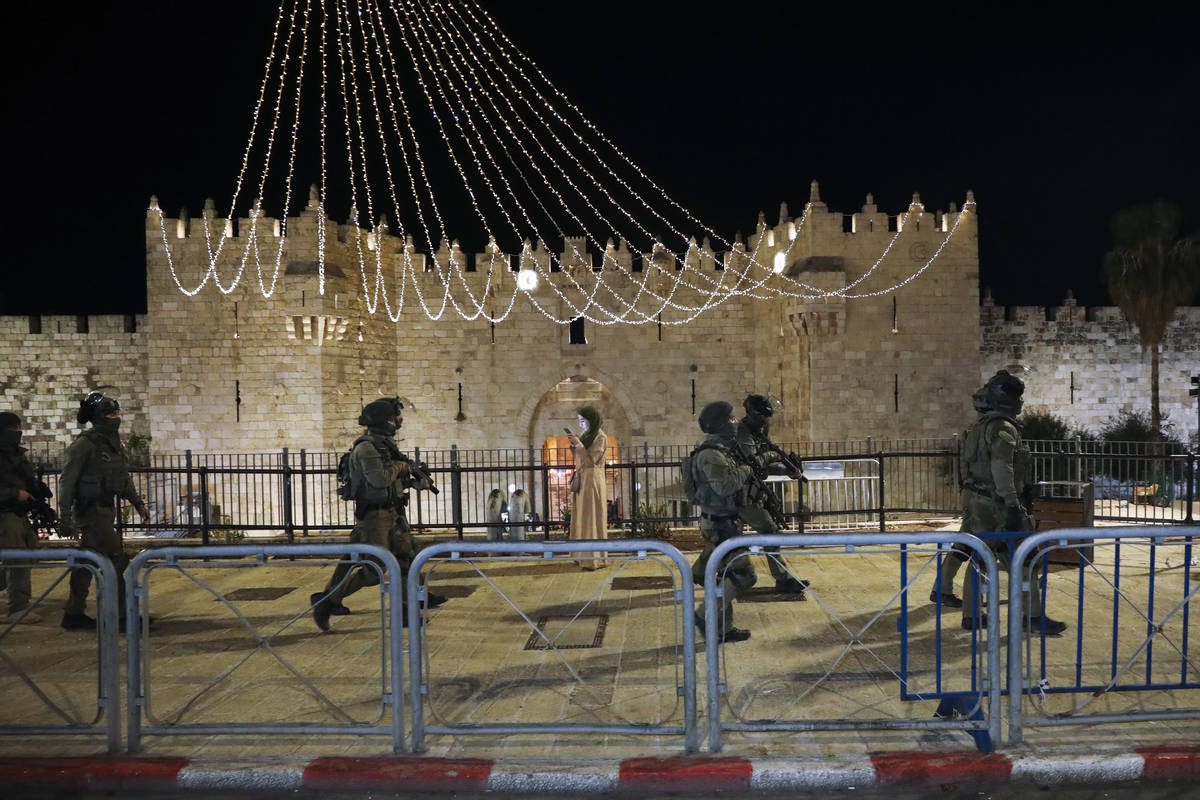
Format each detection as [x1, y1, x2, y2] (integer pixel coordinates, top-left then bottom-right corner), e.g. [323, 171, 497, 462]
[4, 2, 1197, 316]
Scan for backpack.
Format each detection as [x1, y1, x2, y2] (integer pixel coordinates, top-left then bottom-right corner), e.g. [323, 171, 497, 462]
[680, 442, 725, 506]
[335, 447, 355, 500]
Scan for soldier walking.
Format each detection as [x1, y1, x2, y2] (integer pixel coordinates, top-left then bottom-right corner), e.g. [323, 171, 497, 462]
[59, 393, 149, 631]
[0, 412, 43, 624]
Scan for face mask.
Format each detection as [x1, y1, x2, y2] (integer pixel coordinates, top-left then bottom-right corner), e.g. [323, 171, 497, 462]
[0, 429, 21, 449]
[94, 416, 122, 433]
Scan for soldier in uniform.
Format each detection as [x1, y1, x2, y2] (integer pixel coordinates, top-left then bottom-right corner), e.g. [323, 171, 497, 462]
[312, 398, 444, 631]
[687, 401, 755, 643]
[60, 392, 150, 631]
[736, 394, 811, 594]
[0, 412, 42, 624]
[934, 371, 1066, 634]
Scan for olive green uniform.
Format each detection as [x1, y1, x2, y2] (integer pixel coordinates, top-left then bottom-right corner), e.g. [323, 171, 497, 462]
[733, 422, 803, 585]
[939, 412, 1046, 619]
[688, 436, 756, 634]
[59, 428, 147, 616]
[0, 443, 39, 614]
[322, 432, 417, 604]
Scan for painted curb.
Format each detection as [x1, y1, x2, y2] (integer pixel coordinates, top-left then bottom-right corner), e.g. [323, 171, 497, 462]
[0, 748, 1196, 791]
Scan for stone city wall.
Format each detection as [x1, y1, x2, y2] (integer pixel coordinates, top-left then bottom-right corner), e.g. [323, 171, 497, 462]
[980, 297, 1200, 443]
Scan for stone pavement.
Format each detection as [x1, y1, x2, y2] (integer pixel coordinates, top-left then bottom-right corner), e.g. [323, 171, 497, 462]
[0, 527, 1197, 791]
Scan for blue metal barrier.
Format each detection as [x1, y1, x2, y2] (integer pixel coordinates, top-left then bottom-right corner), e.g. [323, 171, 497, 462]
[1008, 526, 1199, 744]
[0, 548, 120, 752]
[703, 533, 1002, 752]
[406, 540, 699, 753]
[125, 544, 407, 753]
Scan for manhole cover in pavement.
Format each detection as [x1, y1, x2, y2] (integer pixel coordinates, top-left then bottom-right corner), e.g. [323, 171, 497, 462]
[610, 576, 674, 590]
[222, 587, 296, 601]
[524, 614, 608, 650]
[737, 587, 807, 603]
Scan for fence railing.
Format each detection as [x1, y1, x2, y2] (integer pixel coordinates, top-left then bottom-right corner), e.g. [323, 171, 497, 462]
[124, 544, 407, 753]
[24, 440, 1196, 545]
[0, 548, 121, 752]
[701, 533, 1003, 752]
[404, 540, 699, 753]
[1007, 527, 1200, 745]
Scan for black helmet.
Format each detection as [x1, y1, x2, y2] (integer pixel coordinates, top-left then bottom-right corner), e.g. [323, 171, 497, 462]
[77, 392, 120, 425]
[699, 401, 734, 434]
[743, 394, 774, 418]
[359, 397, 403, 432]
[979, 370, 1024, 416]
[0, 411, 20, 429]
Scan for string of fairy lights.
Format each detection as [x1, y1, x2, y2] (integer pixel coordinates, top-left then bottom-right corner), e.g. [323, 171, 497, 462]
[153, 0, 977, 325]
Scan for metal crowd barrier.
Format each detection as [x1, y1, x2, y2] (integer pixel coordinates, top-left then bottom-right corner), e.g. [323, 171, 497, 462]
[0, 548, 120, 752]
[405, 540, 699, 753]
[701, 533, 1002, 752]
[1008, 526, 1200, 744]
[125, 544, 407, 753]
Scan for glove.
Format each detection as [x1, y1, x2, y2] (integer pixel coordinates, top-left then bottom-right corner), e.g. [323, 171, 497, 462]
[58, 511, 78, 538]
[1004, 504, 1025, 531]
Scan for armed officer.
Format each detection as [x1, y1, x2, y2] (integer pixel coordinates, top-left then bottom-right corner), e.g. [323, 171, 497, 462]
[688, 401, 755, 643]
[0, 412, 43, 624]
[312, 397, 444, 631]
[933, 371, 1066, 634]
[60, 392, 149, 631]
[736, 394, 811, 594]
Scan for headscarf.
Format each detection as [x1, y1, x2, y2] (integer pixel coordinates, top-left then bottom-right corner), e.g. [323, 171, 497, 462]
[578, 405, 602, 450]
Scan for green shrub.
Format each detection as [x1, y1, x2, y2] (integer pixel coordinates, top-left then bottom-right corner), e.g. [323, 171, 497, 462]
[633, 502, 671, 538]
[1018, 411, 1073, 441]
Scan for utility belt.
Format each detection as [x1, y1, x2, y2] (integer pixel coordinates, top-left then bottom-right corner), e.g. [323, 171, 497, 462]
[700, 511, 738, 522]
[961, 482, 1001, 502]
[354, 501, 396, 520]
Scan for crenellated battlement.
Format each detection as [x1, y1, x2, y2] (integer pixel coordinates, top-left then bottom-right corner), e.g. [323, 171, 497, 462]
[978, 289, 1200, 329]
[0, 313, 144, 336]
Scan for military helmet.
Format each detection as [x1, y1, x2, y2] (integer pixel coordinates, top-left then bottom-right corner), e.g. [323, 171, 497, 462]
[77, 392, 120, 425]
[0, 411, 20, 429]
[698, 401, 734, 434]
[359, 397, 402, 429]
[978, 370, 1024, 415]
[743, 394, 774, 418]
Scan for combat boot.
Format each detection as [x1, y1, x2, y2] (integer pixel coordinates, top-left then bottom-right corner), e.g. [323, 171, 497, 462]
[61, 612, 97, 631]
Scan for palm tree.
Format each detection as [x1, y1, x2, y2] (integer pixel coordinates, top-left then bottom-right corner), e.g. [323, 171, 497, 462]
[1102, 200, 1199, 433]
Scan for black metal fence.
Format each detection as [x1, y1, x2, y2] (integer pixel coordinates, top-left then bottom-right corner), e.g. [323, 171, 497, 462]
[26, 438, 1197, 544]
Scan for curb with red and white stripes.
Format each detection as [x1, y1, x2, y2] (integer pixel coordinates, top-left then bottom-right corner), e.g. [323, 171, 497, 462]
[0, 747, 1196, 791]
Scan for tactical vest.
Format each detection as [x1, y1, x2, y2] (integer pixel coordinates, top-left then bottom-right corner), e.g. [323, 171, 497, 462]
[959, 412, 1031, 495]
[681, 442, 740, 515]
[76, 429, 133, 509]
[348, 435, 402, 507]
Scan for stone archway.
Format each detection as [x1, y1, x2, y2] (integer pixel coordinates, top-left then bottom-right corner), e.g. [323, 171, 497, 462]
[516, 366, 643, 451]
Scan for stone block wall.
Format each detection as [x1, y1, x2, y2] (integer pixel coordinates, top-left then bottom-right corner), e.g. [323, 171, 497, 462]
[980, 298, 1200, 443]
[0, 313, 149, 459]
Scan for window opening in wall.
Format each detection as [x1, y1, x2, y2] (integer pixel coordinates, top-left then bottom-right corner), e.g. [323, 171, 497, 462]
[123, 314, 137, 333]
[28, 315, 41, 334]
[1070, 371, 1075, 404]
[235, 380, 242, 422]
[233, 302, 240, 340]
[490, 320, 495, 344]
[657, 314, 662, 342]
[691, 379, 696, 414]
[894, 374, 900, 412]
[892, 296, 899, 334]
[569, 316, 586, 345]
[76, 315, 89, 334]
[301, 291, 305, 307]
[842, 215, 854, 233]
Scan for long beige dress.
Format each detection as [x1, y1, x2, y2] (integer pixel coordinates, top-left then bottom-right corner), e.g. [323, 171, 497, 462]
[569, 430, 608, 569]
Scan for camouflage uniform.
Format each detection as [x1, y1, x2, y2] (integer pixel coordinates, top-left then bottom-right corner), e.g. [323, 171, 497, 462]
[733, 420, 809, 592]
[322, 432, 417, 608]
[687, 427, 756, 639]
[59, 425, 147, 619]
[0, 431, 39, 616]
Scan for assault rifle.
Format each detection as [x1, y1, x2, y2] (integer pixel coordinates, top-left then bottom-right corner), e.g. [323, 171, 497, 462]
[22, 479, 59, 531]
[728, 437, 788, 529]
[745, 428, 808, 483]
[401, 454, 440, 496]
